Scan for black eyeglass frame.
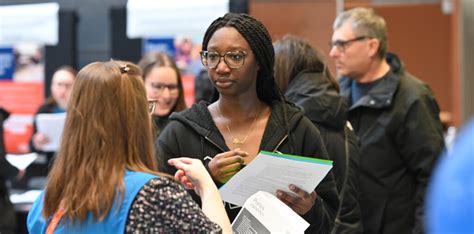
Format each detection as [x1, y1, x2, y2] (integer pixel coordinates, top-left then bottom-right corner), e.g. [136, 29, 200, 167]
[329, 36, 369, 52]
[148, 83, 179, 93]
[200, 50, 248, 69]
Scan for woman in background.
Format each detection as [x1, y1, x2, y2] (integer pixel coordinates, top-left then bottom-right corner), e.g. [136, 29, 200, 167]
[30, 66, 76, 151]
[27, 61, 231, 233]
[17, 66, 77, 189]
[274, 35, 363, 233]
[138, 52, 187, 135]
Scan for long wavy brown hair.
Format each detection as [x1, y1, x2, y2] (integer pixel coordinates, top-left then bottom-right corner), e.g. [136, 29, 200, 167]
[42, 60, 163, 222]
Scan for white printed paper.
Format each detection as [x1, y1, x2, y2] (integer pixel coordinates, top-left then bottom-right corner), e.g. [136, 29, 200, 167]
[36, 112, 66, 152]
[6, 153, 38, 170]
[232, 191, 309, 233]
[220, 151, 333, 207]
[10, 190, 42, 204]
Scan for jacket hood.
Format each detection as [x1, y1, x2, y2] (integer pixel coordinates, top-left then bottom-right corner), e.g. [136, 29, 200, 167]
[169, 101, 215, 138]
[285, 72, 348, 130]
[386, 52, 404, 75]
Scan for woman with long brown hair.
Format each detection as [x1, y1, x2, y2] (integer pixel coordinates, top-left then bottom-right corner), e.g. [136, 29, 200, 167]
[138, 52, 187, 135]
[27, 61, 230, 233]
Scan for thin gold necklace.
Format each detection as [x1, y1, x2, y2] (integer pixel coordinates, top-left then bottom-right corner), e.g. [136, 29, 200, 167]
[216, 104, 261, 145]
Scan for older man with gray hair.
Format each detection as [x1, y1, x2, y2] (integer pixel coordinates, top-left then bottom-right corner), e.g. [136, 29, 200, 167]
[329, 7, 444, 234]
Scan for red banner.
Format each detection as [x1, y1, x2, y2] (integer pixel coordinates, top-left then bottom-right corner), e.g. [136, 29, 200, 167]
[0, 81, 44, 153]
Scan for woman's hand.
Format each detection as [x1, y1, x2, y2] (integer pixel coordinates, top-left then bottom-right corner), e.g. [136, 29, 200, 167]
[208, 148, 248, 184]
[32, 133, 50, 150]
[168, 157, 215, 196]
[276, 184, 317, 215]
[169, 157, 232, 233]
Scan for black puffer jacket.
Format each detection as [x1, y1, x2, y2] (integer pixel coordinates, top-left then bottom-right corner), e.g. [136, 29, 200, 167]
[285, 72, 363, 234]
[157, 100, 339, 233]
[339, 53, 444, 234]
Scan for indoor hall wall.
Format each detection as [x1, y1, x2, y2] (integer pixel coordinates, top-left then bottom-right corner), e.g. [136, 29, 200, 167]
[450, 0, 462, 126]
[249, 0, 337, 71]
[250, 0, 459, 125]
[461, 0, 474, 122]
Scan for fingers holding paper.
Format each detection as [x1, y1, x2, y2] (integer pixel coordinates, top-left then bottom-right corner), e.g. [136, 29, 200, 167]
[276, 184, 317, 215]
[32, 133, 50, 150]
[208, 148, 248, 184]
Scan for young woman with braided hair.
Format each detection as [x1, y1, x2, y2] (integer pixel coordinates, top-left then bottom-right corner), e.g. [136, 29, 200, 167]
[157, 13, 339, 233]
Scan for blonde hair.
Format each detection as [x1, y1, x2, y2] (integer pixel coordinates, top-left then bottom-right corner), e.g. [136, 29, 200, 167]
[43, 60, 162, 222]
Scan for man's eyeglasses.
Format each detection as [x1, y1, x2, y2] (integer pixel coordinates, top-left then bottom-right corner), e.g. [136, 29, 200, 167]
[330, 36, 368, 52]
[148, 99, 157, 114]
[200, 50, 247, 69]
[148, 83, 179, 94]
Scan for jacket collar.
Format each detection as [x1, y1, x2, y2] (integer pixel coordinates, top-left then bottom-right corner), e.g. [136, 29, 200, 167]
[340, 53, 402, 110]
[169, 100, 305, 152]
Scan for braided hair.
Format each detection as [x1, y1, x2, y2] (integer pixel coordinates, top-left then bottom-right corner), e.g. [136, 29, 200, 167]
[203, 13, 293, 153]
[202, 13, 280, 105]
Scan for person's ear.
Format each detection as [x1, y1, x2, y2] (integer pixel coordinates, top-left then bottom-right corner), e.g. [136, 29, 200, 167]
[367, 38, 381, 58]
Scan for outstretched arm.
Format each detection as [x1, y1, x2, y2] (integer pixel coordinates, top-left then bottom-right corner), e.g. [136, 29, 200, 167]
[169, 157, 232, 234]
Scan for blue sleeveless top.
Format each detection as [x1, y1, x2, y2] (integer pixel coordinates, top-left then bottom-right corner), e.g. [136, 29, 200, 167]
[27, 170, 158, 233]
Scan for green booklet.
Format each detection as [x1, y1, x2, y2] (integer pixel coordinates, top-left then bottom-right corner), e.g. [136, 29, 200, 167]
[260, 150, 333, 165]
[220, 151, 333, 207]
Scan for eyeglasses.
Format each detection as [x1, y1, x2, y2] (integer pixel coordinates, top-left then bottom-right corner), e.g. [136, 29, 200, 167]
[148, 99, 157, 114]
[200, 50, 247, 69]
[330, 36, 368, 52]
[148, 83, 179, 94]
